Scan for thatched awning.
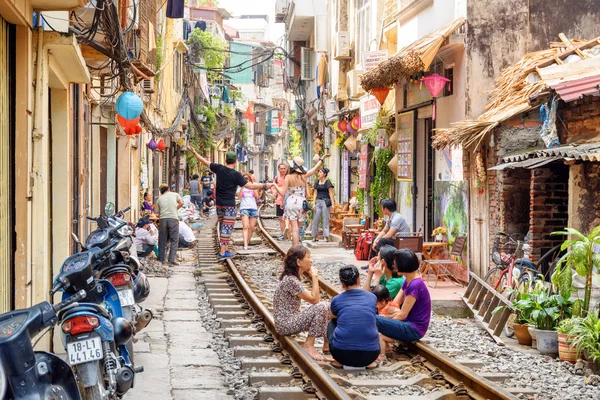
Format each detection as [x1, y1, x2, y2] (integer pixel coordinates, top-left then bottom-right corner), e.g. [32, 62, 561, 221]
[360, 17, 466, 92]
[433, 35, 600, 150]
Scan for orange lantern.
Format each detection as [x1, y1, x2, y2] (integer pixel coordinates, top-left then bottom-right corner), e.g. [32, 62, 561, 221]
[371, 87, 391, 105]
[156, 139, 167, 151]
[351, 116, 361, 130]
[117, 114, 140, 128]
[339, 120, 348, 132]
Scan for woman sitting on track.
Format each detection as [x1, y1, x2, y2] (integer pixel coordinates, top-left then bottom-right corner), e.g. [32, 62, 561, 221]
[362, 245, 405, 298]
[376, 249, 431, 360]
[327, 265, 379, 369]
[273, 246, 332, 361]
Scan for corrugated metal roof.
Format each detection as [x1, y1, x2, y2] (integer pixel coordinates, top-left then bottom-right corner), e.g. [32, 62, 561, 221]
[501, 143, 600, 163]
[489, 157, 561, 170]
[551, 74, 600, 102]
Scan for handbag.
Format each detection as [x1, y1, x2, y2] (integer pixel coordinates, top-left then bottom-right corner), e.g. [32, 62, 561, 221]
[324, 198, 332, 208]
[302, 199, 312, 212]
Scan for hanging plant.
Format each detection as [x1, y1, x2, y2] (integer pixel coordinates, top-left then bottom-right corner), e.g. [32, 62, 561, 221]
[362, 116, 385, 146]
[370, 148, 395, 205]
[335, 133, 347, 150]
[475, 151, 487, 195]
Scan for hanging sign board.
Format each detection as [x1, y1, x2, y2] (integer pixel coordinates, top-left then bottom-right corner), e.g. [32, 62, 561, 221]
[397, 112, 414, 181]
[271, 110, 280, 133]
[360, 94, 379, 130]
[359, 144, 368, 189]
[343, 149, 349, 203]
[362, 50, 387, 72]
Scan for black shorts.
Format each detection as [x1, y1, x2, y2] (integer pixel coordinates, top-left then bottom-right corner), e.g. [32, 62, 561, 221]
[276, 205, 284, 217]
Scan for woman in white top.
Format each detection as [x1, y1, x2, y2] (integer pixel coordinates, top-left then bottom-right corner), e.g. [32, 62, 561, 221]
[239, 173, 259, 250]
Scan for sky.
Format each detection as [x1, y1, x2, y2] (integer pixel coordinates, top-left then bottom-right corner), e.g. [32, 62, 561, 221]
[219, 0, 285, 44]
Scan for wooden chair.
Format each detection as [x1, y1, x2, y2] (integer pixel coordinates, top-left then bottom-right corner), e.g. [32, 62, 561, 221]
[342, 217, 370, 250]
[394, 232, 424, 254]
[421, 235, 468, 288]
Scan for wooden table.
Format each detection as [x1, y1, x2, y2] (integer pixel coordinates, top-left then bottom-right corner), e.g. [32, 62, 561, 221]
[421, 241, 449, 279]
[345, 224, 365, 234]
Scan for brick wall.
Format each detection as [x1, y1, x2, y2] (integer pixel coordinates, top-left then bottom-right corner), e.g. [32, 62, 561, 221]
[559, 95, 600, 141]
[529, 165, 569, 262]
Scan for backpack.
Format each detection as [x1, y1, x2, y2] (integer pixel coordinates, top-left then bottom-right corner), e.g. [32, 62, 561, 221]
[354, 232, 374, 261]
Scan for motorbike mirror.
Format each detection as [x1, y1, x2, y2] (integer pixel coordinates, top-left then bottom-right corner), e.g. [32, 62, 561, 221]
[71, 233, 82, 245]
[104, 202, 115, 218]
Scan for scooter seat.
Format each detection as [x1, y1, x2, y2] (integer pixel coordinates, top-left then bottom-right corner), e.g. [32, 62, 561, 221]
[58, 303, 112, 320]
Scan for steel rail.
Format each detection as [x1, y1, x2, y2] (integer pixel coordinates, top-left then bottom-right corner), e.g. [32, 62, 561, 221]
[256, 215, 518, 400]
[217, 218, 351, 400]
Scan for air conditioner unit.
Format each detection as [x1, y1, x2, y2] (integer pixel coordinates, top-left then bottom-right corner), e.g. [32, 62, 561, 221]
[335, 32, 351, 60]
[301, 47, 313, 81]
[347, 69, 365, 99]
[141, 78, 155, 94]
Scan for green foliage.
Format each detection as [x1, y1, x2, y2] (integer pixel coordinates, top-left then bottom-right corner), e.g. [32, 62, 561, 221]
[369, 148, 395, 206]
[288, 114, 302, 158]
[199, 106, 217, 132]
[231, 89, 245, 103]
[569, 311, 600, 367]
[362, 117, 384, 147]
[237, 124, 248, 146]
[552, 226, 600, 314]
[156, 35, 163, 82]
[187, 29, 227, 79]
[557, 317, 578, 335]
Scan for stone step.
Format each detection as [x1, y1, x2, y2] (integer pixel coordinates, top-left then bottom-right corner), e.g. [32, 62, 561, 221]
[249, 372, 294, 386]
[233, 346, 273, 358]
[240, 357, 282, 370]
[228, 336, 266, 347]
[218, 319, 252, 328]
[257, 386, 309, 400]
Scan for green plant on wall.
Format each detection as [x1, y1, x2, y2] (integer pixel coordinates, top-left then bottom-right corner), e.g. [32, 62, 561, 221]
[156, 35, 163, 82]
[237, 124, 248, 146]
[370, 148, 395, 206]
[187, 29, 227, 79]
[362, 116, 384, 147]
[288, 112, 302, 158]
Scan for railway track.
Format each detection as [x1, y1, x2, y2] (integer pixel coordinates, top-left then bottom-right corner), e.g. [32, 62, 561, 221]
[194, 210, 518, 400]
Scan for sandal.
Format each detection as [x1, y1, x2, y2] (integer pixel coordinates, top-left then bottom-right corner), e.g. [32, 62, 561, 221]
[366, 362, 379, 370]
[329, 362, 344, 369]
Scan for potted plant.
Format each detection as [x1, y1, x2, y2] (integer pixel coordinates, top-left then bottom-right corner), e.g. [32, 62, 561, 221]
[432, 226, 448, 242]
[557, 318, 580, 363]
[570, 311, 600, 369]
[501, 285, 537, 346]
[531, 291, 573, 355]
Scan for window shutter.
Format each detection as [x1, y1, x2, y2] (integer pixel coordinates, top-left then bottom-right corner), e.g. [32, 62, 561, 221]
[301, 47, 312, 81]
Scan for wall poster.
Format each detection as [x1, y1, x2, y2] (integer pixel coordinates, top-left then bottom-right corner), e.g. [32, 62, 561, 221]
[397, 111, 414, 181]
[342, 149, 349, 203]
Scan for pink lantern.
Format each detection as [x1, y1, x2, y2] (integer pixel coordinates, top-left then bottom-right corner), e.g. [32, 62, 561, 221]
[423, 74, 450, 121]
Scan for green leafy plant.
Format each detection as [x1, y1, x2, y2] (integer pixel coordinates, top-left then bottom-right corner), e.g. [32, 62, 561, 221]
[156, 35, 163, 82]
[557, 317, 580, 335]
[187, 29, 227, 79]
[569, 311, 600, 367]
[362, 116, 384, 147]
[552, 226, 600, 314]
[288, 113, 302, 158]
[369, 148, 394, 206]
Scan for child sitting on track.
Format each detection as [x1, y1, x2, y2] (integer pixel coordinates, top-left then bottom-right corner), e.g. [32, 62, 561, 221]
[371, 285, 400, 317]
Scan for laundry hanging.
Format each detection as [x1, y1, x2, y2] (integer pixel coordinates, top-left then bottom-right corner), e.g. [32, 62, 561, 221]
[167, 0, 184, 19]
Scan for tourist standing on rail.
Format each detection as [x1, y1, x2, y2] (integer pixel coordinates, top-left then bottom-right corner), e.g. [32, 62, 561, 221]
[328, 265, 380, 369]
[311, 167, 335, 242]
[238, 174, 259, 250]
[272, 163, 289, 241]
[371, 199, 410, 258]
[273, 246, 331, 361]
[155, 184, 183, 265]
[187, 145, 272, 259]
[376, 249, 431, 360]
[272, 155, 329, 247]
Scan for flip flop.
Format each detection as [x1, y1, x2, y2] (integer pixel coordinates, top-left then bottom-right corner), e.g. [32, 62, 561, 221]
[329, 362, 344, 369]
[366, 362, 379, 370]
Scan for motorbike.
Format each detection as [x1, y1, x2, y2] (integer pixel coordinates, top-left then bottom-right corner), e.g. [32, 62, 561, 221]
[0, 289, 87, 399]
[75, 203, 152, 334]
[53, 222, 141, 399]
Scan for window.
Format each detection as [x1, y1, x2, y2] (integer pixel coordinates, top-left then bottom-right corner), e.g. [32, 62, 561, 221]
[355, 0, 371, 66]
[300, 47, 312, 80]
[432, 62, 454, 97]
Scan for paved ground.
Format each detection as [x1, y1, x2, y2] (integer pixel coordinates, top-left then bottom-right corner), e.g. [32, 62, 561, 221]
[124, 231, 233, 400]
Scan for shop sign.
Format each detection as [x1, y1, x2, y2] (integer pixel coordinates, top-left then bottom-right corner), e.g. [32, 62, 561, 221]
[271, 110, 280, 133]
[359, 144, 368, 189]
[360, 94, 379, 130]
[397, 112, 414, 181]
[343, 149, 349, 203]
[141, 160, 148, 190]
[362, 50, 387, 72]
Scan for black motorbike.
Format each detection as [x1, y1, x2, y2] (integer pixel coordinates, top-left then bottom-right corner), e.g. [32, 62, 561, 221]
[0, 290, 87, 400]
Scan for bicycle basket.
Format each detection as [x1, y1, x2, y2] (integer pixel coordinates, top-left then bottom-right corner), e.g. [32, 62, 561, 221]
[492, 234, 521, 267]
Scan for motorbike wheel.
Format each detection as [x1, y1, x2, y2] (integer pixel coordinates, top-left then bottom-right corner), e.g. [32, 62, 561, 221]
[82, 363, 106, 400]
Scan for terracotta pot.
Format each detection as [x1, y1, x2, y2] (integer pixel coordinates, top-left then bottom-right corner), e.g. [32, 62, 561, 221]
[558, 333, 578, 363]
[528, 325, 537, 348]
[513, 323, 532, 346]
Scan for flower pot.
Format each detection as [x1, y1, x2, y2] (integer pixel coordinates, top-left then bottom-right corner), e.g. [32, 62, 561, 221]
[558, 333, 578, 363]
[528, 325, 537, 348]
[534, 329, 558, 355]
[435, 234, 443, 242]
[513, 323, 532, 346]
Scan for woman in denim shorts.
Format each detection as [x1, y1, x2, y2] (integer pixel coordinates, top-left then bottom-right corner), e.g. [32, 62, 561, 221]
[238, 176, 259, 250]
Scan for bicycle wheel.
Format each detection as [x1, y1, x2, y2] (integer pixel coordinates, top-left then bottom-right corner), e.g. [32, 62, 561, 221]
[484, 267, 506, 292]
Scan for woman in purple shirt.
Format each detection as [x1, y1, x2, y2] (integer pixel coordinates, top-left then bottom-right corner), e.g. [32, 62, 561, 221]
[375, 249, 431, 359]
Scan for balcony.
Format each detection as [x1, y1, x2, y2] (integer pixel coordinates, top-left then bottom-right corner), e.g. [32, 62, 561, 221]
[286, 0, 325, 41]
[32, 0, 86, 10]
[275, 0, 290, 23]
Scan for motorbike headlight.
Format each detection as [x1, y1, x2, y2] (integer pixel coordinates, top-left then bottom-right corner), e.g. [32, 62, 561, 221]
[0, 313, 28, 339]
[86, 230, 109, 248]
[118, 225, 134, 236]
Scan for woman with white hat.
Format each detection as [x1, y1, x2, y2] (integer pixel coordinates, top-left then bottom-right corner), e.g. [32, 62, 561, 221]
[273, 154, 329, 247]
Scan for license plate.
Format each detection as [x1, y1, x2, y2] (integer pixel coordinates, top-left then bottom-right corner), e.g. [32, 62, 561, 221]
[118, 289, 135, 306]
[67, 337, 103, 366]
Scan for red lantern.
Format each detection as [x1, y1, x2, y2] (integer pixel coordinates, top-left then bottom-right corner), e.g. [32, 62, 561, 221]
[371, 87, 391, 105]
[339, 120, 348, 132]
[117, 114, 140, 128]
[156, 139, 167, 151]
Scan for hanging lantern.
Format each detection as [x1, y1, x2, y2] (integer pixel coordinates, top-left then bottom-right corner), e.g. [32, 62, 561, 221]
[351, 116, 361, 130]
[156, 139, 167, 151]
[117, 114, 140, 128]
[333, 121, 340, 132]
[116, 92, 144, 120]
[147, 138, 158, 151]
[339, 120, 348, 132]
[371, 87, 391, 105]
[423, 74, 450, 120]
[347, 124, 356, 134]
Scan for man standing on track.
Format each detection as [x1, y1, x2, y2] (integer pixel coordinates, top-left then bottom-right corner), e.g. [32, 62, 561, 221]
[155, 184, 183, 265]
[187, 145, 274, 259]
[188, 174, 202, 211]
[272, 162, 288, 241]
[201, 170, 213, 201]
